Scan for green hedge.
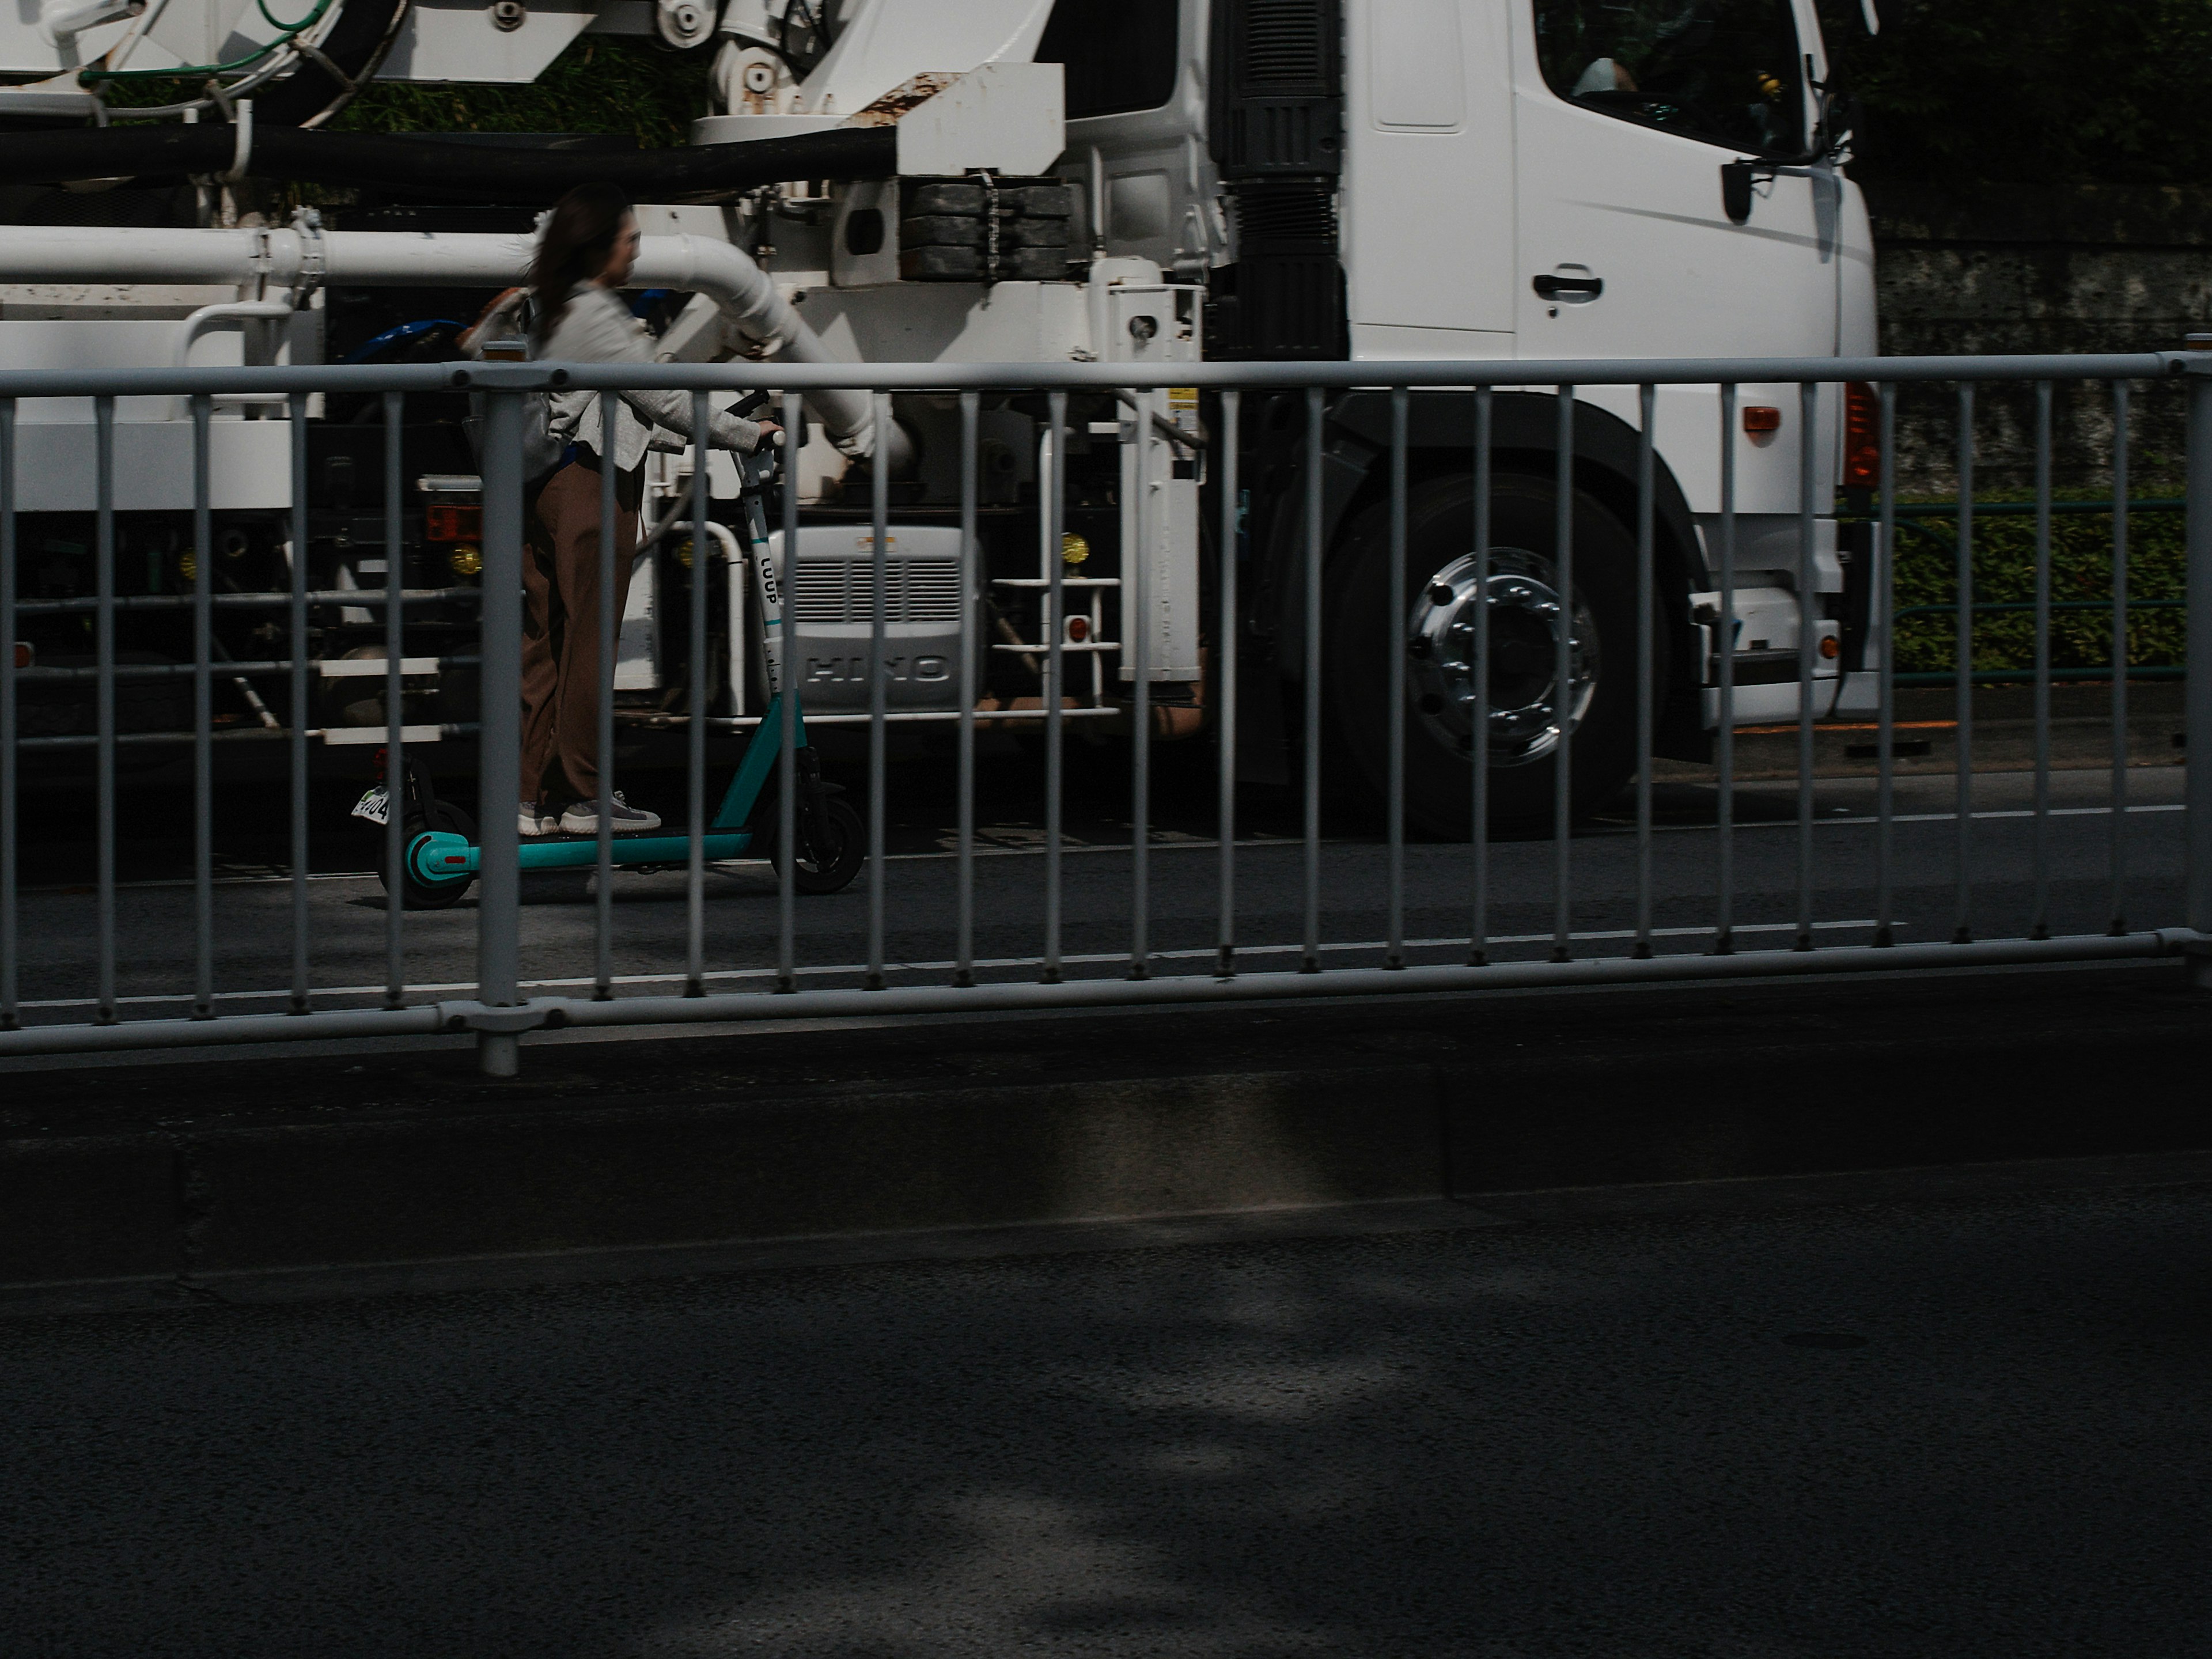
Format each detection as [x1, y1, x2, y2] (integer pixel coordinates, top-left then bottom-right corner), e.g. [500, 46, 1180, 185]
[1889, 503, 2186, 676]
[1817, 0, 2212, 187]
[331, 36, 713, 150]
[104, 35, 713, 149]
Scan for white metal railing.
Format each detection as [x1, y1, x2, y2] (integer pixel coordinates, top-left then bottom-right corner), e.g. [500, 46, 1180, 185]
[2, 351, 2209, 1073]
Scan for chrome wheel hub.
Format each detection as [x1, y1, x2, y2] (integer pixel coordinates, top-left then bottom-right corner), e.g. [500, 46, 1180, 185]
[1406, 548, 1599, 767]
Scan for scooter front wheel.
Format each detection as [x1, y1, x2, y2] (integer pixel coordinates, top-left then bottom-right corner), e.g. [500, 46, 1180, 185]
[377, 800, 479, 910]
[769, 796, 866, 895]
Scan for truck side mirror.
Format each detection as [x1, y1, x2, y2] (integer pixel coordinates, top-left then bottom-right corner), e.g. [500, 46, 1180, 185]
[1721, 161, 1755, 225]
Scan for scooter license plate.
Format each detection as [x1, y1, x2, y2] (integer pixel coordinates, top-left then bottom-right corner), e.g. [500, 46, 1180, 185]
[351, 784, 392, 827]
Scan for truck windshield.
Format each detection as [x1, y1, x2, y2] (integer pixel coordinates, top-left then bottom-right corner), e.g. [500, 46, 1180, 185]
[1532, 0, 1803, 156]
[1037, 0, 1181, 120]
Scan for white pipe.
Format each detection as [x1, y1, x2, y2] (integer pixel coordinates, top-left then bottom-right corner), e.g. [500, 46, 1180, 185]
[177, 298, 296, 407]
[0, 224, 907, 466]
[175, 300, 293, 366]
[0, 224, 267, 283]
[700, 520, 748, 717]
[38, 0, 136, 46]
[626, 233, 911, 471]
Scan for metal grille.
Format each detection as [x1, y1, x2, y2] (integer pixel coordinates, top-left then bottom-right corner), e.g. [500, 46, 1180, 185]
[1244, 0, 1330, 87]
[790, 555, 963, 624]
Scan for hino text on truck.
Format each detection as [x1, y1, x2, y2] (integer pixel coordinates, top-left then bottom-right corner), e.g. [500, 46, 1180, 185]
[0, 0, 1882, 839]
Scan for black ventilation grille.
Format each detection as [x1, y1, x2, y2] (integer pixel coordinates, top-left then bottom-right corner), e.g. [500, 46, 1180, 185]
[1204, 253, 1345, 362]
[1210, 0, 1342, 176]
[1244, 0, 1330, 89]
[1232, 179, 1337, 245]
[1206, 0, 1344, 359]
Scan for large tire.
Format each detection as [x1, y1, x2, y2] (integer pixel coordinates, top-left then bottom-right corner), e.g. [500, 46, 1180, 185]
[1323, 472, 1652, 837]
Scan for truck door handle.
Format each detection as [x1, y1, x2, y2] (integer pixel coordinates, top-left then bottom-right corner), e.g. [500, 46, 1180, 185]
[1532, 274, 1604, 302]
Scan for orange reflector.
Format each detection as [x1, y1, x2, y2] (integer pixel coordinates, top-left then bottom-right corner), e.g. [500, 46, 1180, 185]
[1068, 615, 1090, 642]
[425, 503, 482, 542]
[1819, 635, 1841, 660]
[1843, 381, 1881, 487]
[1743, 406, 1782, 433]
[444, 855, 467, 865]
[12, 641, 30, 670]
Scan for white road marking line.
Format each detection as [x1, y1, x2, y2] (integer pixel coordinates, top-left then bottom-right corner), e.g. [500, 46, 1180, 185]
[21, 804, 2187, 893]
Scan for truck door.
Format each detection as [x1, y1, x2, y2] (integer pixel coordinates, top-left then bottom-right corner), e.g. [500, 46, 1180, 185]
[1510, 0, 1838, 363]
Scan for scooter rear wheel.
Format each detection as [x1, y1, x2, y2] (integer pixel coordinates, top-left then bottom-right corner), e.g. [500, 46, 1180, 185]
[763, 796, 866, 895]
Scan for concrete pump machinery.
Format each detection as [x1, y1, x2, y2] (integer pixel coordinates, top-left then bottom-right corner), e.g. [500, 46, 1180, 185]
[0, 0, 1880, 830]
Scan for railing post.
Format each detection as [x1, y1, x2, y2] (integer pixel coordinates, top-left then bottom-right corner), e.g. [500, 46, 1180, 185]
[476, 387, 526, 1073]
[2187, 363, 2212, 987]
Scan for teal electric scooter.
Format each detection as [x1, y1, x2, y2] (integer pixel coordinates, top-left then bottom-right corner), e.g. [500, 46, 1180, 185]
[361, 452, 865, 910]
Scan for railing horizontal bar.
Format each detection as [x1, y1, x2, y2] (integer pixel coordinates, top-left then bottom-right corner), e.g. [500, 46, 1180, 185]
[0, 1005, 449, 1055]
[1894, 667, 2180, 685]
[1891, 499, 2183, 520]
[19, 722, 479, 750]
[0, 353, 2191, 399]
[22, 655, 478, 682]
[2, 933, 2184, 1059]
[15, 589, 477, 616]
[615, 707, 1124, 730]
[0, 920, 2023, 1010]
[1896, 601, 2180, 617]
[12, 596, 2168, 646]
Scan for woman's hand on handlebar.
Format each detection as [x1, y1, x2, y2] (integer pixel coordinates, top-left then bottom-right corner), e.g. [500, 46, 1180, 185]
[754, 420, 784, 448]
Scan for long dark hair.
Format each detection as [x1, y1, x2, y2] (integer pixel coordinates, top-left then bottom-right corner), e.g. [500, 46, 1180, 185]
[531, 182, 632, 339]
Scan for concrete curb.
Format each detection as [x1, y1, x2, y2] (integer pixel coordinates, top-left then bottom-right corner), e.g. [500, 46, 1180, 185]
[5, 963, 2210, 1309]
[2, 1062, 1442, 1298]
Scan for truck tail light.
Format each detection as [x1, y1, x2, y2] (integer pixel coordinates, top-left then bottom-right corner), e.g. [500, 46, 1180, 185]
[425, 503, 481, 542]
[1843, 382, 1881, 488]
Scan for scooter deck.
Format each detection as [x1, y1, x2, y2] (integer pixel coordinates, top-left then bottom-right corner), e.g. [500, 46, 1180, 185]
[412, 829, 756, 880]
[518, 831, 755, 869]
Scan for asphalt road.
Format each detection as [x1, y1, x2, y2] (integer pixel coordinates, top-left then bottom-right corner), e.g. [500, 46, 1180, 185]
[5, 1168, 2209, 1656]
[4, 758, 2188, 1020]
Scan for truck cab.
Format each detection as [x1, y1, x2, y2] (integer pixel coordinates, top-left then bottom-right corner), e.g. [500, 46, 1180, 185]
[1025, 0, 1873, 821]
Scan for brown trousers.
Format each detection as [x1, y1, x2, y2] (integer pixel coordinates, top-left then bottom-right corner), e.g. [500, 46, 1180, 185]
[520, 457, 642, 809]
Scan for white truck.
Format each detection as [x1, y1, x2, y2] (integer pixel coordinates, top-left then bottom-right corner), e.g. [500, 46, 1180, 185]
[0, 0, 1880, 828]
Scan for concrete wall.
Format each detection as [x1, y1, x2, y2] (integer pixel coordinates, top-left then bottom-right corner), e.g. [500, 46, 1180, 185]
[1867, 183, 2212, 494]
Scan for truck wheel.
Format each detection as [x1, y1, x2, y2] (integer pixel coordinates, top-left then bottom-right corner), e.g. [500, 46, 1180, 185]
[1324, 472, 1648, 837]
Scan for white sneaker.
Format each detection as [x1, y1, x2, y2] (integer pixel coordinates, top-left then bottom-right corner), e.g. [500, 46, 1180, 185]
[520, 801, 556, 836]
[560, 791, 661, 835]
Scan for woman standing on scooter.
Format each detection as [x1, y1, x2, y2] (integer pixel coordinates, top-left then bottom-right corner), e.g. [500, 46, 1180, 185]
[519, 182, 778, 838]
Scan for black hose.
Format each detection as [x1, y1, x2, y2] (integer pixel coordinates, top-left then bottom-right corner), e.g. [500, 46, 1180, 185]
[255, 0, 414, 128]
[5, 123, 897, 202]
